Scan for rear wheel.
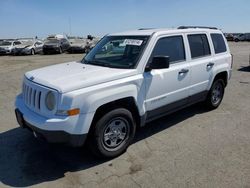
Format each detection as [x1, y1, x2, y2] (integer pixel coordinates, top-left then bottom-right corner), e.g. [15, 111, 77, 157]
[205, 79, 225, 109]
[89, 108, 136, 158]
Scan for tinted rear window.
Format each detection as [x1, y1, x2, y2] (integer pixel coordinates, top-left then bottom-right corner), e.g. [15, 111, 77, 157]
[211, 33, 227, 54]
[151, 36, 186, 64]
[188, 34, 211, 58]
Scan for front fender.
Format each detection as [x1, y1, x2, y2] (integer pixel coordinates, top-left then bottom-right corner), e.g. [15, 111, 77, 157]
[82, 84, 138, 113]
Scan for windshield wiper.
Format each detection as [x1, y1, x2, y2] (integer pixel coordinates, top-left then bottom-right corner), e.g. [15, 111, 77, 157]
[84, 59, 111, 67]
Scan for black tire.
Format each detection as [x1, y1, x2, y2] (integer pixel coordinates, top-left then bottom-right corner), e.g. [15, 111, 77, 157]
[234, 38, 239, 42]
[89, 108, 136, 158]
[205, 79, 225, 109]
[31, 48, 35, 55]
[59, 47, 63, 54]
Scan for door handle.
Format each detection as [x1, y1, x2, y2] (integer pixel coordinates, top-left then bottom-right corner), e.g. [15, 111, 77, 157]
[207, 62, 214, 68]
[178, 69, 189, 74]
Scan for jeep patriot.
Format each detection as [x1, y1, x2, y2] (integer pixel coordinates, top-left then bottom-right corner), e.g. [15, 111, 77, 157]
[15, 26, 233, 157]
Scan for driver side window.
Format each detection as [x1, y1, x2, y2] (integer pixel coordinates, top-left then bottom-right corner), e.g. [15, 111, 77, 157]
[150, 36, 186, 64]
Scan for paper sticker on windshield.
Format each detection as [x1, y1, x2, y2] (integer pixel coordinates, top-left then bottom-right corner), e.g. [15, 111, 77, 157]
[123, 39, 143, 46]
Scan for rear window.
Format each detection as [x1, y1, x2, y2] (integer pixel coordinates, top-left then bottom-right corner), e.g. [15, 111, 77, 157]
[188, 34, 211, 58]
[211, 33, 227, 54]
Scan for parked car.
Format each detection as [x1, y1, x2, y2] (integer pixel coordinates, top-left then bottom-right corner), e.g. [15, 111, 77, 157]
[13, 39, 44, 55]
[0, 40, 22, 55]
[67, 37, 87, 53]
[234, 33, 250, 42]
[15, 26, 232, 158]
[225, 33, 234, 41]
[84, 35, 99, 53]
[43, 37, 70, 54]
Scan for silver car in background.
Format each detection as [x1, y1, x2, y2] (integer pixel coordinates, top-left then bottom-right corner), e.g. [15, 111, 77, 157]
[13, 39, 44, 55]
[0, 40, 21, 55]
[67, 37, 87, 53]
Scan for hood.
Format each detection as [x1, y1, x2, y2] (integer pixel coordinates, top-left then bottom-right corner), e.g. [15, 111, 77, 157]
[25, 61, 138, 93]
[0, 45, 11, 49]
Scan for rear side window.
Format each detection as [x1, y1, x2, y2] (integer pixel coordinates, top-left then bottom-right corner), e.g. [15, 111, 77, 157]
[188, 34, 211, 58]
[151, 36, 185, 64]
[211, 33, 227, 54]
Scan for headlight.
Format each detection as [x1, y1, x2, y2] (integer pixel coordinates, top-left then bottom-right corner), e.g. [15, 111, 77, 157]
[45, 91, 56, 111]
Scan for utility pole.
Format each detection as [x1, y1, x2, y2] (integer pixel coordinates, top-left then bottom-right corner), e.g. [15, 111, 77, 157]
[69, 17, 72, 36]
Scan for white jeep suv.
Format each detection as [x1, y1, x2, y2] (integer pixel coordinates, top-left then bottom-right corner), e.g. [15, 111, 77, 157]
[15, 26, 232, 157]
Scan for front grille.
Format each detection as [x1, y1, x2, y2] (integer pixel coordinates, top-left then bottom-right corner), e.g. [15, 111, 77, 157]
[22, 78, 58, 117]
[22, 83, 43, 111]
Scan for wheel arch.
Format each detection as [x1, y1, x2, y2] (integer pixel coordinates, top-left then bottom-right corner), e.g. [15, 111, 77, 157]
[89, 97, 141, 133]
[212, 71, 228, 87]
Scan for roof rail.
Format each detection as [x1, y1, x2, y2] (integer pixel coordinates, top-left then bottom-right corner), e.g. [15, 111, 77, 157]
[178, 26, 218, 30]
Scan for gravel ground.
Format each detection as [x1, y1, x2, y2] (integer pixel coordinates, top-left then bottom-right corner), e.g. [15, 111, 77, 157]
[0, 42, 250, 188]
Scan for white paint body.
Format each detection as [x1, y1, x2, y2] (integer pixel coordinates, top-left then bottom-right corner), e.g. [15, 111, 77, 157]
[15, 28, 232, 136]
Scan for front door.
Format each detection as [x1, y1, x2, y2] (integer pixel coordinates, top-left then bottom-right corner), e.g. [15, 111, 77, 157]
[144, 35, 191, 120]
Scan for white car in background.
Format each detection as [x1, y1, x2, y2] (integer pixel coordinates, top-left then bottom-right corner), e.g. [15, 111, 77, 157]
[0, 40, 22, 55]
[67, 37, 87, 53]
[13, 39, 44, 55]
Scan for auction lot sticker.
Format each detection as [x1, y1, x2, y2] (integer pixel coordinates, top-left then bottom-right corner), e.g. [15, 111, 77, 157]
[123, 39, 143, 46]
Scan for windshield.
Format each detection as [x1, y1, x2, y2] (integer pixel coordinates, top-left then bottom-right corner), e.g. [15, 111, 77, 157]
[82, 35, 149, 69]
[1, 41, 12, 46]
[19, 40, 33, 45]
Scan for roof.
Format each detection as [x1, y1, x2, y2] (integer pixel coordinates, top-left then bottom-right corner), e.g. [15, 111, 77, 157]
[109, 27, 220, 36]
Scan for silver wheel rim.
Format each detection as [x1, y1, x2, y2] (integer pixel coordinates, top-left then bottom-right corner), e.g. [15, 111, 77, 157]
[211, 82, 223, 105]
[102, 117, 129, 151]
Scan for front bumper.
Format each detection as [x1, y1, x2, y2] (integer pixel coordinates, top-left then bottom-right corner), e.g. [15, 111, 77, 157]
[67, 46, 85, 53]
[0, 49, 12, 55]
[43, 46, 61, 53]
[15, 109, 87, 146]
[15, 94, 94, 147]
[14, 49, 31, 55]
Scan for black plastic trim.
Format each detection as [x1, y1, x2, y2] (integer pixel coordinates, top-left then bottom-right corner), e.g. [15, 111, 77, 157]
[144, 91, 208, 124]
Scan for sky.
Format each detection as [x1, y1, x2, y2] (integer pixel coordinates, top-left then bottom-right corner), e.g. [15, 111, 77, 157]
[0, 0, 250, 39]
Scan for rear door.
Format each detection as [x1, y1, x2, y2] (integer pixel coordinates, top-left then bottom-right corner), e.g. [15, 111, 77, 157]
[187, 33, 213, 101]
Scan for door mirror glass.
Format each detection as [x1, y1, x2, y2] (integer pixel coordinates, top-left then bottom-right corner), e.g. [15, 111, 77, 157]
[146, 56, 170, 71]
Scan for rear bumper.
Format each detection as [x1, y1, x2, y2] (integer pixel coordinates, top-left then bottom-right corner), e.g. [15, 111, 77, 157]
[15, 108, 87, 147]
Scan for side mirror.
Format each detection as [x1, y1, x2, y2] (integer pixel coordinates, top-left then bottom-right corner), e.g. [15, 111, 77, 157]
[145, 56, 170, 71]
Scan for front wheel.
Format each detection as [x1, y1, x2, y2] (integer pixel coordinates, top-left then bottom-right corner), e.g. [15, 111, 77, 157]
[89, 108, 136, 158]
[30, 48, 35, 55]
[205, 79, 225, 109]
[59, 47, 63, 54]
